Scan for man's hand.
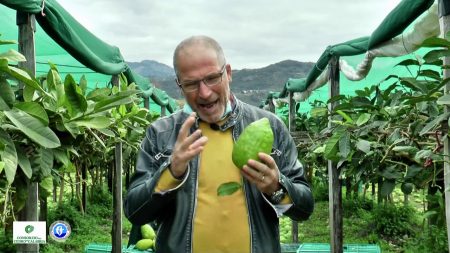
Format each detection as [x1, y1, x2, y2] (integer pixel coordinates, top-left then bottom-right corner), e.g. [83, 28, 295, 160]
[241, 153, 280, 195]
[170, 112, 208, 178]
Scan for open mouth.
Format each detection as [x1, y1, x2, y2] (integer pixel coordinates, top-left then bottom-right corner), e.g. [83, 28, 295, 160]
[199, 100, 217, 110]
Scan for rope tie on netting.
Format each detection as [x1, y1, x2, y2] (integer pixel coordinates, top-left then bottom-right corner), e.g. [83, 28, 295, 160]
[314, 64, 324, 72]
[41, 0, 46, 17]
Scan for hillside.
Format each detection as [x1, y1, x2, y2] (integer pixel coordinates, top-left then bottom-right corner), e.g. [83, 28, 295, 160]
[126, 60, 314, 106]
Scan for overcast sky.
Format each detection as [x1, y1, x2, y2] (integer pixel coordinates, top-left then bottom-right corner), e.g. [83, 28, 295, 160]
[58, 0, 402, 70]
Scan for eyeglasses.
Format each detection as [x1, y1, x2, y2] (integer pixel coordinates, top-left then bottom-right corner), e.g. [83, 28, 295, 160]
[176, 64, 226, 93]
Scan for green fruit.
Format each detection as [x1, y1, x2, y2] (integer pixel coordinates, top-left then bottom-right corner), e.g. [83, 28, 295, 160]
[141, 224, 155, 240]
[232, 118, 274, 169]
[401, 182, 414, 195]
[135, 239, 154, 251]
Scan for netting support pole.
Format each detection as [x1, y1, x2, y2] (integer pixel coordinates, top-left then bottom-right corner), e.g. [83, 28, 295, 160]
[144, 97, 150, 109]
[16, 11, 39, 253]
[161, 105, 166, 117]
[111, 75, 123, 253]
[268, 98, 275, 113]
[439, 6, 450, 252]
[328, 56, 343, 253]
[288, 91, 299, 243]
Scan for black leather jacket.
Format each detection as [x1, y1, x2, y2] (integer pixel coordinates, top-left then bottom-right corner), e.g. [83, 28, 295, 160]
[124, 98, 314, 253]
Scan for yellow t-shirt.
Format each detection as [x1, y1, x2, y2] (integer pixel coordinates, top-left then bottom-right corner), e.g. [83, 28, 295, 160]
[192, 122, 250, 253]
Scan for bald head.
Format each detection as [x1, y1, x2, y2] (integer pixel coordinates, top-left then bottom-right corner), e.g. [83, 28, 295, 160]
[173, 35, 226, 76]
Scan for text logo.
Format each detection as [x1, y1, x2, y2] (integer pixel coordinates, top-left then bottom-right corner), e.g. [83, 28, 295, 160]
[13, 221, 46, 244]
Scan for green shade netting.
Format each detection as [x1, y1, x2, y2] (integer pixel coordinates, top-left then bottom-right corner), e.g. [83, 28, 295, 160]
[277, 0, 434, 96]
[1, 0, 126, 75]
[0, 1, 178, 111]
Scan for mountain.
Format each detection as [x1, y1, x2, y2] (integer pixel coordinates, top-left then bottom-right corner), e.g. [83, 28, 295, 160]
[127, 60, 175, 79]
[126, 59, 314, 106]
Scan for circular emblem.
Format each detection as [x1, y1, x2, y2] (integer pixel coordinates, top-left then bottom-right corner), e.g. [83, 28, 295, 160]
[49, 220, 71, 242]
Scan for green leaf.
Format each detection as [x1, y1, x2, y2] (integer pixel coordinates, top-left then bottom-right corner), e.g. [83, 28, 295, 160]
[418, 69, 441, 81]
[86, 88, 111, 101]
[36, 148, 53, 178]
[336, 110, 353, 123]
[64, 74, 87, 117]
[39, 176, 53, 198]
[217, 182, 242, 196]
[324, 131, 344, 161]
[0, 39, 17, 45]
[93, 92, 137, 113]
[0, 129, 18, 185]
[356, 113, 371, 126]
[96, 128, 116, 137]
[14, 102, 49, 126]
[437, 94, 450, 105]
[395, 59, 420, 67]
[423, 49, 450, 63]
[0, 49, 26, 62]
[380, 166, 403, 180]
[400, 78, 428, 93]
[79, 75, 88, 96]
[380, 179, 396, 197]
[7, 66, 49, 96]
[71, 116, 112, 129]
[0, 77, 15, 109]
[392, 146, 419, 153]
[0, 161, 4, 174]
[4, 108, 60, 148]
[405, 165, 422, 179]
[419, 112, 450, 136]
[355, 139, 370, 154]
[53, 148, 70, 166]
[420, 37, 450, 48]
[16, 146, 32, 179]
[310, 107, 328, 118]
[338, 132, 351, 158]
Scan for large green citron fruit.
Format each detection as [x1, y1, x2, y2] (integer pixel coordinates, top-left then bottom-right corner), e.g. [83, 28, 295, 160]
[232, 117, 274, 169]
[141, 224, 155, 239]
[135, 238, 154, 250]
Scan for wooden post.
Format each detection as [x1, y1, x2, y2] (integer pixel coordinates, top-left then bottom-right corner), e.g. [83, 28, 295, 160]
[16, 11, 39, 253]
[268, 99, 275, 113]
[161, 105, 166, 117]
[439, 7, 450, 252]
[111, 75, 123, 253]
[328, 56, 343, 253]
[288, 92, 296, 132]
[287, 91, 299, 243]
[144, 97, 149, 109]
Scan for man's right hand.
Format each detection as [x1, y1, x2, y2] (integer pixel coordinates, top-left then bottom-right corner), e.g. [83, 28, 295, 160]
[170, 112, 208, 178]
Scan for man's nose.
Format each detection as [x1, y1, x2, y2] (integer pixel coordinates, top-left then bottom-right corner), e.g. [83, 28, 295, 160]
[197, 81, 212, 98]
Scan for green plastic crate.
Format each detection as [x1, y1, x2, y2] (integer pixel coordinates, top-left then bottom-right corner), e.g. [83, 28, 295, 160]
[297, 243, 381, 253]
[281, 243, 301, 253]
[84, 243, 154, 253]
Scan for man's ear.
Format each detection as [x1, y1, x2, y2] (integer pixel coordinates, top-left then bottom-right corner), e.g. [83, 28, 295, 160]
[226, 64, 232, 82]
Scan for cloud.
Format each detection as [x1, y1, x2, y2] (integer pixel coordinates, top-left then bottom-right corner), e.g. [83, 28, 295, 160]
[59, 0, 401, 69]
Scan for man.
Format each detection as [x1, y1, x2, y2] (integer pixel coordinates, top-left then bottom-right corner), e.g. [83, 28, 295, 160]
[124, 35, 314, 253]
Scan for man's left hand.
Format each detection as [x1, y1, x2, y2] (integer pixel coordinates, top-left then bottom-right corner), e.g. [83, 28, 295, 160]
[241, 153, 280, 195]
